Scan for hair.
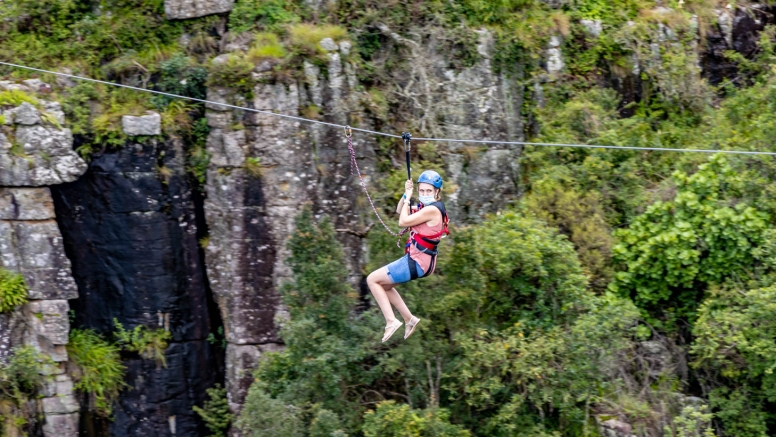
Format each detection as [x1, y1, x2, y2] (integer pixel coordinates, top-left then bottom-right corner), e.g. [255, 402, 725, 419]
[435, 187, 442, 201]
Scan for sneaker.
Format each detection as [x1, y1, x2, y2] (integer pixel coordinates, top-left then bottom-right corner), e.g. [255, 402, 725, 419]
[382, 319, 403, 342]
[404, 316, 421, 340]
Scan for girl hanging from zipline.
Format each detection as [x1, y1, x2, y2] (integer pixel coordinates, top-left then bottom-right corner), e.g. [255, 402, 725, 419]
[366, 170, 449, 342]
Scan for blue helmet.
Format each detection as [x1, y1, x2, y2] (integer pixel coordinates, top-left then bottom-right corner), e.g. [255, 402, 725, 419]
[418, 170, 443, 189]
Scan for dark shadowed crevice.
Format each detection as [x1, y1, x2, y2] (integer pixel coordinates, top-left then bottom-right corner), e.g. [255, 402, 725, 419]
[51, 139, 224, 437]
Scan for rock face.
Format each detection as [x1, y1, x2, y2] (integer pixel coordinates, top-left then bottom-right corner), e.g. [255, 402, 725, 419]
[597, 418, 637, 437]
[164, 0, 234, 19]
[0, 94, 87, 437]
[203, 32, 524, 424]
[701, 5, 776, 85]
[51, 139, 223, 437]
[121, 112, 162, 136]
[0, 102, 86, 186]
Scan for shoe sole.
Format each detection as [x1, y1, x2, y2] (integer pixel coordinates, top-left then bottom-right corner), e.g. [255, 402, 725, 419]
[382, 321, 402, 342]
[404, 318, 421, 340]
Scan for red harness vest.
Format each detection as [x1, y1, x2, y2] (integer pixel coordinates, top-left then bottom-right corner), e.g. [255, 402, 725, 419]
[404, 202, 450, 279]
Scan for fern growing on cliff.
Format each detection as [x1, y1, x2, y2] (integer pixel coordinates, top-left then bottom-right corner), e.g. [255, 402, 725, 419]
[0, 346, 53, 436]
[112, 318, 172, 368]
[67, 329, 127, 417]
[193, 384, 233, 437]
[0, 346, 51, 405]
[0, 269, 28, 314]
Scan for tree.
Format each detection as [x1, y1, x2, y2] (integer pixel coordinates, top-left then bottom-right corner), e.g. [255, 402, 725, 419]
[691, 285, 776, 436]
[610, 155, 771, 322]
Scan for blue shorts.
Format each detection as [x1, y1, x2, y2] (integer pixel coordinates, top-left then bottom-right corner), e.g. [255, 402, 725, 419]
[385, 254, 425, 284]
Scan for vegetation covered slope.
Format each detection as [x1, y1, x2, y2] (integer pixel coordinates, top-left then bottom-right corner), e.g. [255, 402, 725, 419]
[3, 0, 776, 435]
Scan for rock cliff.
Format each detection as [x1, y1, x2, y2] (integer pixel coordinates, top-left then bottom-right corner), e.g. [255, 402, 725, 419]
[202, 27, 525, 418]
[0, 95, 86, 436]
[51, 135, 223, 436]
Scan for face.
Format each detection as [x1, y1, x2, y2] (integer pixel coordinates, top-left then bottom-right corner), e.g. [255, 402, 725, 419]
[418, 183, 436, 198]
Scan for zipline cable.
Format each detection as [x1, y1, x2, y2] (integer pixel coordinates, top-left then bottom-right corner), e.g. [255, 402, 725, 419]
[2, 60, 776, 156]
[0, 61, 398, 139]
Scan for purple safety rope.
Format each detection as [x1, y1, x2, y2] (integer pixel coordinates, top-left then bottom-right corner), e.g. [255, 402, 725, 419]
[345, 127, 410, 243]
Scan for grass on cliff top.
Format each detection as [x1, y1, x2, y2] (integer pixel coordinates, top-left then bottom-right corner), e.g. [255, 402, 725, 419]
[247, 33, 288, 62]
[288, 23, 348, 56]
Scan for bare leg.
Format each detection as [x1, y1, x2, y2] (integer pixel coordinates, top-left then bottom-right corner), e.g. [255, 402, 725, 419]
[366, 267, 398, 324]
[383, 284, 413, 323]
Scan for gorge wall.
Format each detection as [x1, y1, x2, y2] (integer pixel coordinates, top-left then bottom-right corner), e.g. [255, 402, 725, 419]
[0, 92, 86, 436]
[1, 0, 775, 435]
[52, 136, 223, 436]
[202, 26, 524, 416]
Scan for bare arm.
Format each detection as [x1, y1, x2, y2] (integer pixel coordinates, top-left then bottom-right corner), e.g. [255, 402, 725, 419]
[396, 196, 405, 215]
[397, 179, 415, 215]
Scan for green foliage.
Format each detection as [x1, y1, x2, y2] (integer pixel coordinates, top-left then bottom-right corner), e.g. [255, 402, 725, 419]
[309, 408, 348, 437]
[452, 294, 640, 435]
[113, 318, 172, 367]
[0, 0, 183, 68]
[288, 24, 348, 58]
[236, 387, 304, 437]
[240, 208, 648, 435]
[193, 384, 234, 437]
[187, 117, 211, 187]
[444, 212, 591, 331]
[610, 155, 771, 322]
[67, 329, 127, 417]
[0, 90, 39, 108]
[362, 401, 470, 437]
[207, 54, 256, 95]
[723, 25, 776, 85]
[691, 285, 776, 435]
[525, 177, 614, 290]
[246, 33, 288, 62]
[229, 0, 300, 34]
[0, 346, 51, 405]
[150, 53, 208, 109]
[61, 82, 101, 138]
[0, 269, 28, 313]
[244, 157, 263, 178]
[664, 405, 715, 437]
[248, 206, 374, 428]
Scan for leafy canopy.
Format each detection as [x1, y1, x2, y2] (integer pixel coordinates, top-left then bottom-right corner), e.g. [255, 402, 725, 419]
[611, 155, 771, 321]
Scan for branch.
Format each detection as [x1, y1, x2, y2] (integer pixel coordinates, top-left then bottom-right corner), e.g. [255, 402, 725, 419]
[335, 223, 375, 238]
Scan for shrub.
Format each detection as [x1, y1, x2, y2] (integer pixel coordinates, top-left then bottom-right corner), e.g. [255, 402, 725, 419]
[691, 286, 776, 436]
[0, 346, 51, 405]
[362, 401, 470, 437]
[610, 155, 771, 322]
[665, 405, 715, 437]
[193, 384, 233, 437]
[229, 0, 299, 33]
[0, 346, 52, 435]
[67, 329, 127, 416]
[0, 269, 28, 313]
[113, 318, 172, 367]
[207, 54, 256, 95]
[525, 179, 614, 290]
[235, 387, 304, 437]
[309, 408, 347, 437]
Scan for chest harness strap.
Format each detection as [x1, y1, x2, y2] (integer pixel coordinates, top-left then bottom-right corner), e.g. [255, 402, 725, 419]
[405, 202, 450, 280]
